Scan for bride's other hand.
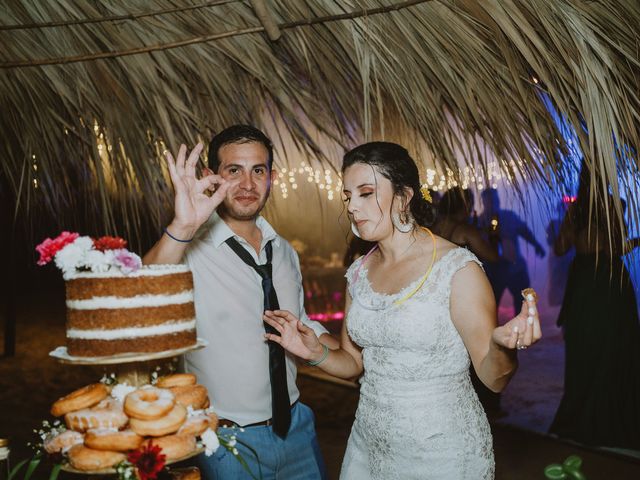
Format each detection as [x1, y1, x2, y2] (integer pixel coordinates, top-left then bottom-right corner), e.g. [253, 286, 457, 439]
[263, 310, 324, 361]
[492, 289, 542, 350]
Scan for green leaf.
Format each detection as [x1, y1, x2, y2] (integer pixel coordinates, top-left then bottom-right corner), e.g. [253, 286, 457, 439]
[567, 471, 587, 480]
[8, 459, 29, 480]
[544, 464, 567, 480]
[563, 455, 583, 470]
[234, 438, 263, 480]
[23, 457, 42, 480]
[48, 463, 63, 480]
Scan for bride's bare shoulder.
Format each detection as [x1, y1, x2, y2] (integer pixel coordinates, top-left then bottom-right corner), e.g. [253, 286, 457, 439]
[425, 233, 459, 260]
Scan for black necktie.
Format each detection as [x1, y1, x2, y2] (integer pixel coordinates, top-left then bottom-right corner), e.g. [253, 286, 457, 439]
[225, 237, 291, 438]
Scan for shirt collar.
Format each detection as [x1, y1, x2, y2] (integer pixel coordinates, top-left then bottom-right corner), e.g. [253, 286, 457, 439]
[202, 212, 280, 249]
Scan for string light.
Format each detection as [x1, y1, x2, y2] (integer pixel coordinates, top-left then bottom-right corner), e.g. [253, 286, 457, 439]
[32, 154, 39, 189]
[272, 156, 519, 201]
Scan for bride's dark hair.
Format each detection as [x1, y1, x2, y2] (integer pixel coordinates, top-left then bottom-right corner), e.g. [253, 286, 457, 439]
[342, 142, 436, 227]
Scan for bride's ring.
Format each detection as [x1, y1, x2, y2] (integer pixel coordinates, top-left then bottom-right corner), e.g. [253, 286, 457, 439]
[516, 340, 528, 350]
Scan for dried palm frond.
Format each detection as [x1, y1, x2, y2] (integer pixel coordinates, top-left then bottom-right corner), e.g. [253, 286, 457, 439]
[0, 0, 638, 255]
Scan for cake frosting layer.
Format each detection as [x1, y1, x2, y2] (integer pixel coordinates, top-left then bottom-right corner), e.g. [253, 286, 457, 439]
[65, 264, 190, 279]
[66, 291, 193, 310]
[67, 319, 196, 340]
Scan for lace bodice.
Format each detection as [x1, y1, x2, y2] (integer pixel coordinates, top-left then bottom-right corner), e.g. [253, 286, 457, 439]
[340, 247, 494, 479]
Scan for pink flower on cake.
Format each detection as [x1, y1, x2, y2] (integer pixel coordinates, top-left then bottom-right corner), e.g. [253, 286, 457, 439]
[35, 231, 79, 265]
[111, 249, 142, 274]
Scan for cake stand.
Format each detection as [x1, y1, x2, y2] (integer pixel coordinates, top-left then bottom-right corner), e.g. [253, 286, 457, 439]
[49, 338, 209, 474]
[49, 338, 208, 386]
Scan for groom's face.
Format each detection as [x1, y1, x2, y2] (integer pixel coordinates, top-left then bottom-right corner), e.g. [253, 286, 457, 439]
[217, 142, 276, 221]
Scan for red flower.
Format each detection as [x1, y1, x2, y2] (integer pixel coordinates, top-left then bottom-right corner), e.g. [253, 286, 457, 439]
[127, 443, 166, 480]
[35, 231, 79, 266]
[93, 236, 127, 252]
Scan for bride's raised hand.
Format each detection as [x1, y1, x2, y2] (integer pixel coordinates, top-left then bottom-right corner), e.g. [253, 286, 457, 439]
[263, 310, 324, 361]
[165, 143, 229, 233]
[491, 289, 542, 351]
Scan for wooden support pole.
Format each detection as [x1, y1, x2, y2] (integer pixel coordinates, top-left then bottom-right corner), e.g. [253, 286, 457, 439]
[0, 175, 16, 357]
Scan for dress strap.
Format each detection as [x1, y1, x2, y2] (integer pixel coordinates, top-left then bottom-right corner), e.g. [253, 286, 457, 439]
[352, 244, 379, 284]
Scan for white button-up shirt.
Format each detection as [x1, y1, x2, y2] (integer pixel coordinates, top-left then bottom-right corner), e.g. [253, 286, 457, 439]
[183, 213, 328, 425]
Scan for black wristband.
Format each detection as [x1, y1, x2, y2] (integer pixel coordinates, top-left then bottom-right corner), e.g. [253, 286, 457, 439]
[163, 227, 193, 243]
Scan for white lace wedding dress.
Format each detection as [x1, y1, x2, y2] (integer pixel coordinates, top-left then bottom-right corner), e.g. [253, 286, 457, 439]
[340, 248, 494, 479]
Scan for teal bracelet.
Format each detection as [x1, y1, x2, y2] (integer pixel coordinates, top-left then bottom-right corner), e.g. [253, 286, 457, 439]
[306, 344, 329, 367]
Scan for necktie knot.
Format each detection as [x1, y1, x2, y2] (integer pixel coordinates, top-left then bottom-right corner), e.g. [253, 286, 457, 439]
[254, 264, 272, 279]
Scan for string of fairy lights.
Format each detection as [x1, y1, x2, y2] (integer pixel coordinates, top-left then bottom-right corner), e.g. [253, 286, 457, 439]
[30, 121, 519, 198]
[272, 160, 517, 201]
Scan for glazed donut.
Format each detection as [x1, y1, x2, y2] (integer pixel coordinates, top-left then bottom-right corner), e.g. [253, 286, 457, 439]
[124, 386, 175, 420]
[85, 429, 143, 452]
[156, 373, 197, 388]
[178, 412, 219, 436]
[51, 383, 108, 417]
[144, 434, 196, 461]
[67, 444, 126, 471]
[65, 398, 128, 432]
[168, 467, 201, 480]
[129, 403, 187, 437]
[170, 385, 208, 410]
[44, 429, 84, 454]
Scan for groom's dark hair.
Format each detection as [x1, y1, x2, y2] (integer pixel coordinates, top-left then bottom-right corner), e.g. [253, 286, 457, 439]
[207, 125, 274, 173]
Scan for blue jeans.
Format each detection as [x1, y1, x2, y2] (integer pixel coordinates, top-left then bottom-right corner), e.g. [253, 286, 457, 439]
[196, 402, 326, 480]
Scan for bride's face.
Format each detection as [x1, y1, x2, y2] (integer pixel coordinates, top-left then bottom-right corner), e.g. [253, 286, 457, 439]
[343, 162, 397, 241]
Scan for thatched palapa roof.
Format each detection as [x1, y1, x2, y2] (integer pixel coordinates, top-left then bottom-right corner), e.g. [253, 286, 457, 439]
[1, 0, 639, 251]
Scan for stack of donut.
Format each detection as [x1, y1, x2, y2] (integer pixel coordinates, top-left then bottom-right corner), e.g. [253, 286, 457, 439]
[45, 374, 218, 472]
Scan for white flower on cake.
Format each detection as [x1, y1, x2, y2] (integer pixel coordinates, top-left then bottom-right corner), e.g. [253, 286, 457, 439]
[201, 428, 220, 456]
[73, 236, 95, 251]
[82, 250, 111, 272]
[54, 243, 86, 276]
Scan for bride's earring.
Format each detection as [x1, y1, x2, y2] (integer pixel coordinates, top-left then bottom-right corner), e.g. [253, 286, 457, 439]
[392, 210, 415, 233]
[351, 222, 361, 238]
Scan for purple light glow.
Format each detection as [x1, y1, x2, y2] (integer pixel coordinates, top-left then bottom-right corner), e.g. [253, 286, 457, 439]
[308, 311, 345, 321]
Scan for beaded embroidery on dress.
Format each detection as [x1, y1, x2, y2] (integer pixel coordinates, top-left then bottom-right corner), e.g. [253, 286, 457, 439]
[340, 247, 494, 479]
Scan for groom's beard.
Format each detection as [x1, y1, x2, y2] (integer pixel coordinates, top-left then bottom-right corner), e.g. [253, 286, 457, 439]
[218, 193, 269, 221]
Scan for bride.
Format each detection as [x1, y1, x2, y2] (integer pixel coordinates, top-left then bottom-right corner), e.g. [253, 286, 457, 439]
[264, 142, 542, 479]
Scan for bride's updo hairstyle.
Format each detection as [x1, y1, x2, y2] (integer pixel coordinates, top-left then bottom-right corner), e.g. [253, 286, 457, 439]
[342, 142, 436, 228]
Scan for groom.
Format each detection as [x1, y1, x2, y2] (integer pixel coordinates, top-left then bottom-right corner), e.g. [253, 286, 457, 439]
[143, 125, 337, 479]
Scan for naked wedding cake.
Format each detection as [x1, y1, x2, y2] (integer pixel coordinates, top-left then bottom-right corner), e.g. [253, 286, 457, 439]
[37, 232, 197, 357]
[64, 265, 197, 356]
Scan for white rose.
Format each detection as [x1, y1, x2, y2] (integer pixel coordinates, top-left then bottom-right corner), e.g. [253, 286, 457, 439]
[55, 244, 85, 277]
[74, 236, 94, 252]
[201, 428, 220, 456]
[82, 250, 111, 272]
